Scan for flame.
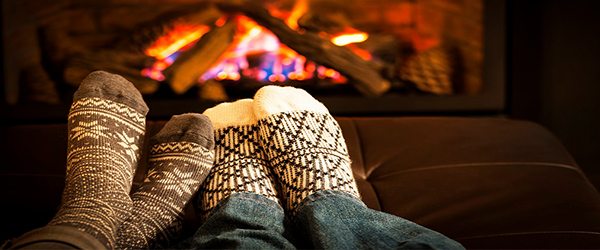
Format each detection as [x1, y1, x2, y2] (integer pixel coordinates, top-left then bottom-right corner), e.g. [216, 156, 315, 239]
[146, 25, 210, 60]
[332, 32, 368, 46]
[329, 29, 371, 60]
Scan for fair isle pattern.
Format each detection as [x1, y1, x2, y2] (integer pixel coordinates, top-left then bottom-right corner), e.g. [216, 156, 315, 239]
[49, 97, 146, 249]
[117, 141, 213, 249]
[196, 125, 279, 220]
[257, 111, 360, 215]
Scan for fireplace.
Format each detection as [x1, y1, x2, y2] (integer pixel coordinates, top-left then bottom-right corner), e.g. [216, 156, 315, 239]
[1, 0, 506, 121]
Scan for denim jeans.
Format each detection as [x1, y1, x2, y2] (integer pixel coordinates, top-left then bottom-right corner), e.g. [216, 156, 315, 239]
[178, 191, 464, 249]
[6, 191, 463, 249]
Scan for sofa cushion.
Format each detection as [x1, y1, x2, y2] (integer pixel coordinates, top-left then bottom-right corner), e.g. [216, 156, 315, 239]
[335, 117, 600, 248]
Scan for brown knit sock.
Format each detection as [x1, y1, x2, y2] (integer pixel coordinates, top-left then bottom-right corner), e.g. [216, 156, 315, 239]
[116, 113, 215, 249]
[48, 71, 148, 249]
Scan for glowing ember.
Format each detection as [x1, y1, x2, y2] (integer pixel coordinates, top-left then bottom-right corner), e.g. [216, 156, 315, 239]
[332, 32, 369, 46]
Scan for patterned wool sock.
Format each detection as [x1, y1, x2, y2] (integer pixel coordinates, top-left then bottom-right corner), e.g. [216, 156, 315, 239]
[116, 113, 215, 249]
[194, 99, 279, 220]
[254, 86, 361, 217]
[47, 71, 149, 249]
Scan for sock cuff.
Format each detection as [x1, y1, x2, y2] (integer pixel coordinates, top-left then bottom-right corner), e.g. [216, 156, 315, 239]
[203, 98, 257, 129]
[74, 71, 149, 116]
[150, 113, 214, 150]
[253, 85, 329, 120]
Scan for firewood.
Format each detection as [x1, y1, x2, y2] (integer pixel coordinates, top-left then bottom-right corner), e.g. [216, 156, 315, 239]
[215, 0, 391, 97]
[297, 11, 354, 35]
[118, 3, 222, 54]
[198, 79, 229, 101]
[163, 20, 236, 95]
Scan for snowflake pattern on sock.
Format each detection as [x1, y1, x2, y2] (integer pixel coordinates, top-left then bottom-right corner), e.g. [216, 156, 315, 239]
[117, 141, 213, 249]
[49, 97, 146, 249]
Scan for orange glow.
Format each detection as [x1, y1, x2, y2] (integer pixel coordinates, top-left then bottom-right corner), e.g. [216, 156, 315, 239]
[146, 25, 210, 60]
[215, 15, 227, 27]
[331, 32, 369, 46]
[348, 44, 372, 60]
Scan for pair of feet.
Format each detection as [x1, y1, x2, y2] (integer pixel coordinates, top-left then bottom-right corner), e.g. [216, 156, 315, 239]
[47, 71, 360, 249]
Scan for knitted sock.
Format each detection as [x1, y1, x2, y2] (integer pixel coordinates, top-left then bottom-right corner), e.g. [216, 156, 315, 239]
[116, 113, 215, 249]
[195, 99, 279, 220]
[48, 71, 149, 249]
[254, 86, 361, 217]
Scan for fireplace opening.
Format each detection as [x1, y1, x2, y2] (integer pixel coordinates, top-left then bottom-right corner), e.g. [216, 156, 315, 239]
[1, 0, 506, 120]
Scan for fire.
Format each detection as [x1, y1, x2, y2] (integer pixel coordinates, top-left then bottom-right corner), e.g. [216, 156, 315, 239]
[200, 15, 332, 83]
[142, 5, 373, 86]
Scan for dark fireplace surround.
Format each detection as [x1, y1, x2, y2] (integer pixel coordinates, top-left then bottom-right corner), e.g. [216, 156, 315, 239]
[1, 0, 506, 122]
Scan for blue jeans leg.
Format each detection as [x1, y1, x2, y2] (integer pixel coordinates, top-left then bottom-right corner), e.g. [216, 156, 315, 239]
[293, 190, 465, 249]
[182, 192, 297, 249]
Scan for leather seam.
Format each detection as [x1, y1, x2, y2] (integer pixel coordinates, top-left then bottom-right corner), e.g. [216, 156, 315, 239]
[371, 162, 582, 180]
[348, 118, 382, 210]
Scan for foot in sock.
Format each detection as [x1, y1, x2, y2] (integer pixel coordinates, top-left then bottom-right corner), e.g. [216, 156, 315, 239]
[195, 99, 279, 220]
[254, 85, 361, 217]
[116, 113, 215, 249]
[48, 71, 149, 249]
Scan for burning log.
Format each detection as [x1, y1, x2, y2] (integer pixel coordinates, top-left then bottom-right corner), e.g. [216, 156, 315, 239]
[216, 0, 391, 97]
[198, 79, 229, 101]
[118, 3, 223, 54]
[163, 20, 237, 95]
[298, 11, 354, 35]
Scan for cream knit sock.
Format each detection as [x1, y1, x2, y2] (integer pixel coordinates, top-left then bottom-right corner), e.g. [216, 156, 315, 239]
[254, 86, 360, 216]
[195, 99, 279, 220]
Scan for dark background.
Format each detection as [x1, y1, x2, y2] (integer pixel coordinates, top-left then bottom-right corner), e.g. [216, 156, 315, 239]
[508, 0, 600, 188]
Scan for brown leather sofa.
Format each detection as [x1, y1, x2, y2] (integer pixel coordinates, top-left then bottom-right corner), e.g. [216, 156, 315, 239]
[2, 117, 600, 248]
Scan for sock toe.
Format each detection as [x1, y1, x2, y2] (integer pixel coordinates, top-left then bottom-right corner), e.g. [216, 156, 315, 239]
[203, 98, 256, 129]
[150, 113, 214, 150]
[74, 70, 149, 115]
[253, 85, 329, 120]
